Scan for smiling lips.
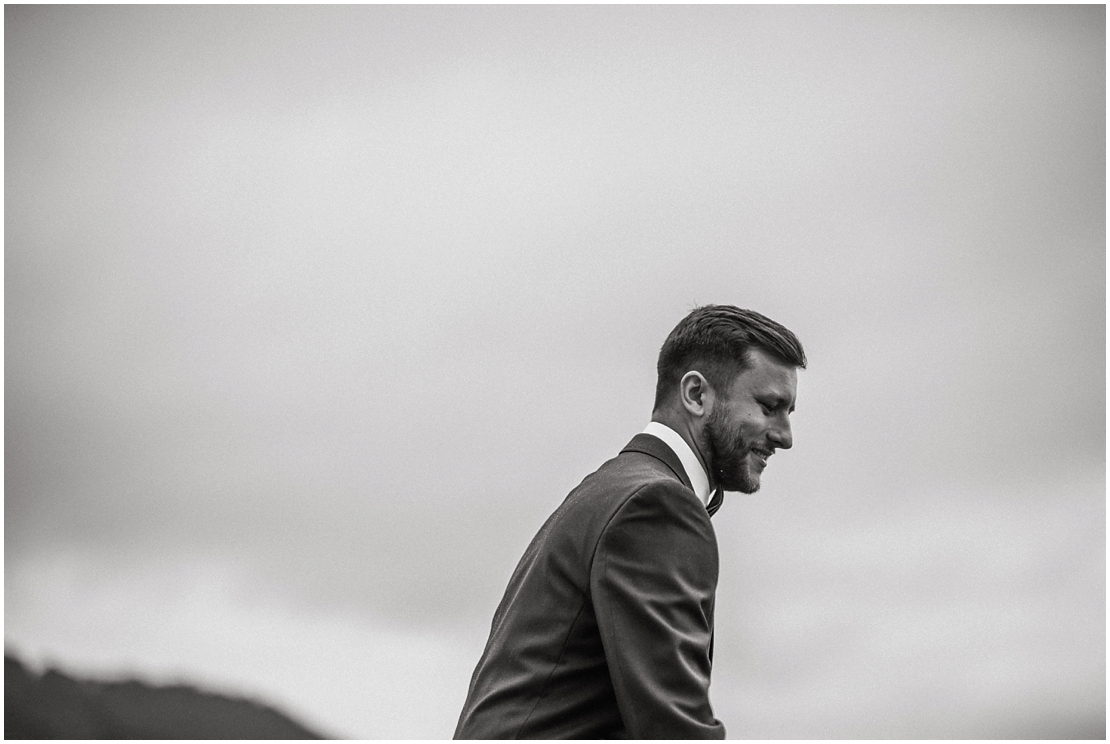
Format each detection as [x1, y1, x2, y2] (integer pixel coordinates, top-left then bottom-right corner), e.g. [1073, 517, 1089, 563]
[750, 447, 773, 467]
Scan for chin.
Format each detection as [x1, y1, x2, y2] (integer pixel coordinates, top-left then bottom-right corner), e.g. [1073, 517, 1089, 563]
[738, 466, 762, 494]
[720, 468, 761, 494]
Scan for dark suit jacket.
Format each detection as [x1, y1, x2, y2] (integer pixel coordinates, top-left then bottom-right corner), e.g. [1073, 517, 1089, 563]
[454, 433, 725, 739]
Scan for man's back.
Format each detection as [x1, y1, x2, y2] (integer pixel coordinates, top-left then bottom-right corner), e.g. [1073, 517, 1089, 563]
[454, 434, 725, 739]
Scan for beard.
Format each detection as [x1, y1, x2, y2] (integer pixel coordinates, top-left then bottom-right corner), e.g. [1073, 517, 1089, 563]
[703, 406, 761, 494]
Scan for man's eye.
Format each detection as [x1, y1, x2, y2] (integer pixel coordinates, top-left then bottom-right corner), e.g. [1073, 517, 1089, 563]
[758, 402, 772, 414]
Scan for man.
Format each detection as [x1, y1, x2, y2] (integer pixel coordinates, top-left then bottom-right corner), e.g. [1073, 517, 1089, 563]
[454, 305, 806, 739]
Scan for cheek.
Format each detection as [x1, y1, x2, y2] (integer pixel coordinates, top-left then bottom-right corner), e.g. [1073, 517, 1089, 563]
[730, 421, 756, 450]
[735, 411, 762, 437]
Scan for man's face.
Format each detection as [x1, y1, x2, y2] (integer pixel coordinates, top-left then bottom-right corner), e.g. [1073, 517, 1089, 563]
[702, 348, 798, 493]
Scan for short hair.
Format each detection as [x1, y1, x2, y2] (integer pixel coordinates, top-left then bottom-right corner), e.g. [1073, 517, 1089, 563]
[653, 304, 807, 410]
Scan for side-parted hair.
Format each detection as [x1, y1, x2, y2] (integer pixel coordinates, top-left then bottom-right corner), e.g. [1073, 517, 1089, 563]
[653, 304, 807, 410]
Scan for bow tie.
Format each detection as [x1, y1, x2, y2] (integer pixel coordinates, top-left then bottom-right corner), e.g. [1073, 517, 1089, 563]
[706, 487, 724, 517]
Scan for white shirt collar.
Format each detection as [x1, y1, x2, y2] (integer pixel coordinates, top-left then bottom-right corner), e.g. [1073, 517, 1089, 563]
[641, 421, 713, 506]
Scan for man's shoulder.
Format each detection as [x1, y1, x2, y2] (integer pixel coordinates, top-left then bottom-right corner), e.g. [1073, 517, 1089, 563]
[563, 442, 701, 522]
[588, 441, 681, 486]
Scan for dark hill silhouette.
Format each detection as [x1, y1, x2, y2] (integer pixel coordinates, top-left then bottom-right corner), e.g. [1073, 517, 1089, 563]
[5, 654, 327, 739]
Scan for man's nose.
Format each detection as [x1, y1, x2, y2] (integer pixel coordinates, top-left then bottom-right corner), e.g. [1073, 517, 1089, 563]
[769, 418, 793, 450]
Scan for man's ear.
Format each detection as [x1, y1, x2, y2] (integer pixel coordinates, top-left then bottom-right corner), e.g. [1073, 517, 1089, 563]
[679, 371, 714, 417]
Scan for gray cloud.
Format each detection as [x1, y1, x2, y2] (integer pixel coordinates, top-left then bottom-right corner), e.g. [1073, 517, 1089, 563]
[7, 5, 1103, 738]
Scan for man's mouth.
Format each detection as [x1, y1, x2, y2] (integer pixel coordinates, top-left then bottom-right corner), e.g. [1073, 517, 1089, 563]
[750, 448, 773, 466]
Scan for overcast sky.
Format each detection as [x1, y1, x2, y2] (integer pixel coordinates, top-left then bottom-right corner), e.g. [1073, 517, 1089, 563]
[6, 5, 1104, 739]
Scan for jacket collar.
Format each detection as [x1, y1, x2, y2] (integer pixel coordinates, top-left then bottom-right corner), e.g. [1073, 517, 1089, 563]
[641, 422, 712, 505]
[620, 432, 694, 491]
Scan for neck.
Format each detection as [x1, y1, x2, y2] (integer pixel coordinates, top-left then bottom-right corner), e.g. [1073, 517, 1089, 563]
[651, 409, 715, 491]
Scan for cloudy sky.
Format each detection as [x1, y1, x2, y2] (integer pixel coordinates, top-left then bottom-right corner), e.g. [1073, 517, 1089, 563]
[6, 5, 1104, 739]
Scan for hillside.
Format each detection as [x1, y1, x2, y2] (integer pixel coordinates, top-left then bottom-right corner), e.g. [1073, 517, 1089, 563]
[5, 654, 326, 739]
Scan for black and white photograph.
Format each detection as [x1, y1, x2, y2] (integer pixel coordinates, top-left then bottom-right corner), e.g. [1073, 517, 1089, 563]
[5, 5, 1104, 739]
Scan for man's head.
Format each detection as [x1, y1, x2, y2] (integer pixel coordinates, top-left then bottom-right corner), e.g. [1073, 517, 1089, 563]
[653, 305, 806, 493]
